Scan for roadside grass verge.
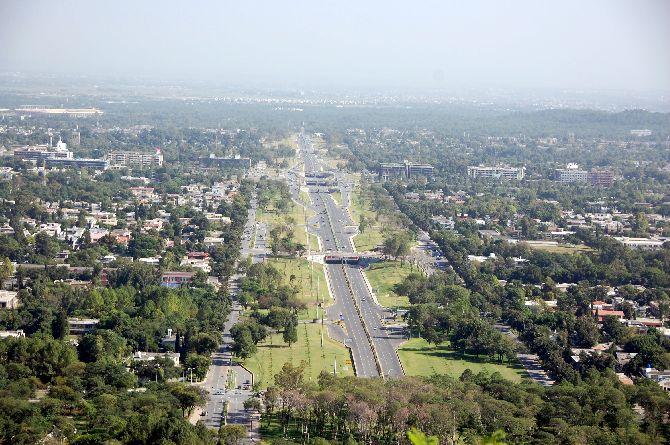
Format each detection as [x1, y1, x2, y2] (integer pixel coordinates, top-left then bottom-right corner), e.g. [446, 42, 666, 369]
[364, 260, 414, 308]
[268, 257, 330, 320]
[398, 338, 527, 382]
[244, 323, 354, 389]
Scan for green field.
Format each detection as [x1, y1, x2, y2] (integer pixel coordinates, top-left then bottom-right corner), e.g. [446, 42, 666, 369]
[331, 190, 342, 206]
[350, 188, 384, 252]
[244, 323, 354, 388]
[364, 260, 414, 308]
[299, 190, 312, 207]
[258, 198, 319, 252]
[268, 257, 330, 319]
[398, 338, 527, 382]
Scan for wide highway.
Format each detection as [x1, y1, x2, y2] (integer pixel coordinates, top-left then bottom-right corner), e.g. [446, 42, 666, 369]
[296, 133, 404, 378]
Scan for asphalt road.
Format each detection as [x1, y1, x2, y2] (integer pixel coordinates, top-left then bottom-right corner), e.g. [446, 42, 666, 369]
[200, 304, 258, 435]
[240, 194, 269, 264]
[297, 133, 404, 378]
[200, 193, 261, 439]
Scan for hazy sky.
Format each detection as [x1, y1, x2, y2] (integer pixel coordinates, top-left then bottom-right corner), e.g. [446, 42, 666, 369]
[1, 0, 669, 92]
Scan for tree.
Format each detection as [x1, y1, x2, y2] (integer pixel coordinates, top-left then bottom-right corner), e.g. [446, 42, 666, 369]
[358, 215, 369, 234]
[35, 232, 57, 264]
[127, 231, 162, 259]
[274, 362, 305, 390]
[81, 228, 92, 247]
[0, 257, 13, 283]
[51, 310, 69, 340]
[184, 353, 212, 381]
[283, 316, 298, 347]
[218, 424, 247, 445]
[169, 383, 207, 417]
[192, 332, 219, 355]
[572, 316, 600, 347]
[407, 428, 438, 445]
[382, 231, 412, 263]
[231, 324, 257, 358]
[602, 315, 627, 343]
[264, 307, 292, 329]
[477, 431, 508, 445]
[632, 212, 649, 236]
[243, 397, 261, 412]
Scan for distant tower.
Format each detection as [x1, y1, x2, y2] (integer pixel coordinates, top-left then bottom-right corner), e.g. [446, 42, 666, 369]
[70, 125, 81, 147]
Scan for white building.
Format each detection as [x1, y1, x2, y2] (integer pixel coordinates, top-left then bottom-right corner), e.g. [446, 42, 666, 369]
[555, 164, 588, 183]
[129, 351, 181, 367]
[0, 290, 20, 309]
[467, 165, 525, 180]
[613, 237, 666, 251]
[180, 258, 211, 273]
[107, 149, 164, 167]
[0, 330, 25, 339]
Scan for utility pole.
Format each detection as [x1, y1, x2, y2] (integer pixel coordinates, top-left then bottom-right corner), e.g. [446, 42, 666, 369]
[318, 274, 323, 347]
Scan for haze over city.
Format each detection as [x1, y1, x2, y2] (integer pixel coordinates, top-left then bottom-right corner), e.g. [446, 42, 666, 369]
[2, 3, 670, 445]
[1, 0, 669, 93]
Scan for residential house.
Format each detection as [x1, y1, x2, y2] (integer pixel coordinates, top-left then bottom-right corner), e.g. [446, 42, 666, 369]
[0, 290, 20, 309]
[68, 318, 100, 334]
[160, 271, 196, 288]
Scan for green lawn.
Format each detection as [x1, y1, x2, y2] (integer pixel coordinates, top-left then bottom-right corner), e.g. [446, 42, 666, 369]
[398, 338, 527, 382]
[244, 323, 354, 388]
[364, 260, 414, 308]
[350, 189, 384, 252]
[268, 257, 330, 319]
[258, 199, 318, 252]
[299, 190, 312, 207]
[293, 193, 319, 251]
[331, 190, 342, 206]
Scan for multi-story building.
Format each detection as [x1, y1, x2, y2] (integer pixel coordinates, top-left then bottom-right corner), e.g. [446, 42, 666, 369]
[201, 155, 251, 170]
[588, 169, 614, 187]
[45, 158, 109, 170]
[379, 160, 434, 180]
[467, 165, 525, 180]
[13, 139, 73, 162]
[379, 163, 406, 180]
[555, 163, 588, 183]
[406, 162, 435, 178]
[107, 149, 164, 167]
